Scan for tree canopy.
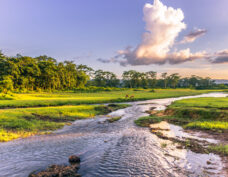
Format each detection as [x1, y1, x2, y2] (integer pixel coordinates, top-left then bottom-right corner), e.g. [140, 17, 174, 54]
[0, 51, 217, 92]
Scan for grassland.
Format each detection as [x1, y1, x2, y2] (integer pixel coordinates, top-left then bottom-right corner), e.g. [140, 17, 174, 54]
[0, 89, 215, 109]
[136, 101, 228, 130]
[0, 104, 128, 142]
[136, 96, 228, 131]
[168, 97, 228, 131]
[0, 89, 221, 142]
[135, 96, 228, 156]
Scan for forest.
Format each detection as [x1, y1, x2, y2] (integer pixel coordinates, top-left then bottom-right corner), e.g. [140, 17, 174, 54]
[0, 51, 220, 92]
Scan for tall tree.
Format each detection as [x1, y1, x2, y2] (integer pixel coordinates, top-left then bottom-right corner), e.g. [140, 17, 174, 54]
[146, 71, 157, 88]
[169, 73, 180, 88]
[161, 72, 168, 88]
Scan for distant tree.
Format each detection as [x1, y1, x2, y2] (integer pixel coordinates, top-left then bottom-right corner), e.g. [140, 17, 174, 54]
[139, 72, 148, 88]
[161, 72, 168, 88]
[94, 70, 119, 87]
[77, 64, 94, 79]
[0, 51, 219, 91]
[122, 71, 132, 88]
[169, 73, 180, 88]
[146, 71, 157, 88]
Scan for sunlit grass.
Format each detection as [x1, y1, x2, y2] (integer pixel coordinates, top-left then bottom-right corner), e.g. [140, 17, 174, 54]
[0, 89, 215, 108]
[209, 145, 228, 155]
[184, 121, 228, 130]
[165, 97, 228, 131]
[0, 129, 38, 142]
[170, 97, 228, 109]
[0, 104, 128, 142]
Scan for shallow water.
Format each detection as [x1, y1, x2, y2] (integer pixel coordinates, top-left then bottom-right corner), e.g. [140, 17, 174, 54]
[0, 92, 227, 177]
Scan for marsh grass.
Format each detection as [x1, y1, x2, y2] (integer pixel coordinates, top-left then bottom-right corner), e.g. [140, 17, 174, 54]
[170, 97, 228, 109]
[184, 121, 228, 130]
[208, 145, 228, 155]
[136, 96, 228, 132]
[0, 104, 128, 142]
[0, 89, 215, 108]
[135, 116, 164, 127]
[107, 116, 122, 123]
[166, 97, 228, 131]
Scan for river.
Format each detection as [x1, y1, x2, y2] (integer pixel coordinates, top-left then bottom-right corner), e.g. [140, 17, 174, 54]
[0, 93, 227, 177]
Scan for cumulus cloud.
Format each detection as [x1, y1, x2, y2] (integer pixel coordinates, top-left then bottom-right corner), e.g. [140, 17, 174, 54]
[211, 50, 228, 63]
[98, 0, 207, 66]
[180, 28, 207, 44]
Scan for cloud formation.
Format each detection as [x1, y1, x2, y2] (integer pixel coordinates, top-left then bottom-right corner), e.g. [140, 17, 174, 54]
[211, 50, 228, 63]
[180, 29, 207, 44]
[98, 0, 207, 66]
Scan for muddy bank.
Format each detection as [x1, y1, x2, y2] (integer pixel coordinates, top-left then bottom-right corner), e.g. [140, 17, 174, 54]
[150, 121, 215, 154]
[148, 121, 228, 176]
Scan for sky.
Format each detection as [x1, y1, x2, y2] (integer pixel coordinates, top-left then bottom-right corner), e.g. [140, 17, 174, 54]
[0, 0, 228, 79]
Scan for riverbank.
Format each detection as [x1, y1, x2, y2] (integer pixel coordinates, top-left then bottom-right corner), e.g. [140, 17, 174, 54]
[0, 104, 129, 142]
[135, 96, 228, 156]
[0, 89, 217, 142]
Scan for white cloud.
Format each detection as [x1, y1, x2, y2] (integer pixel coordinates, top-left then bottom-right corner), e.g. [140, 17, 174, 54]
[98, 0, 228, 66]
[98, 0, 206, 66]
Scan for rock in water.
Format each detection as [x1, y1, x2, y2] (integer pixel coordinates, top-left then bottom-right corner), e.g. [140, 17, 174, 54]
[29, 156, 80, 177]
[69, 155, 80, 164]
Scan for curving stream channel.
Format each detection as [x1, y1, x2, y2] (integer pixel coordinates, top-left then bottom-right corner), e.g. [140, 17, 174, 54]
[0, 93, 227, 177]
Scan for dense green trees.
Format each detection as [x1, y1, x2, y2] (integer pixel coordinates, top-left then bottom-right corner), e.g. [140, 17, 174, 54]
[122, 71, 215, 89]
[0, 52, 89, 91]
[93, 70, 119, 87]
[122, 70, 157, 88]
[0, 51, 217, 92]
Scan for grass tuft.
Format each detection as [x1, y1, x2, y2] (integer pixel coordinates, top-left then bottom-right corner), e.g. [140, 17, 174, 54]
[208, 145, 228, 155]
[107, 116, 122, 123]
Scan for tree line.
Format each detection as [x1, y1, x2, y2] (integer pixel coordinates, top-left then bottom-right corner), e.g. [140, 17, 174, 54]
[0, 51, 217, 92]
[0, 52, 88, 92]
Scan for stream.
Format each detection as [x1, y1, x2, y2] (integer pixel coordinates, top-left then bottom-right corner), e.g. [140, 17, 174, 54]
[0, 93, 227, 177]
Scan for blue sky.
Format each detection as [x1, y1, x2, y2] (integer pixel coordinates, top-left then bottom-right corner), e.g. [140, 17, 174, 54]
[0, 0, 228, 78]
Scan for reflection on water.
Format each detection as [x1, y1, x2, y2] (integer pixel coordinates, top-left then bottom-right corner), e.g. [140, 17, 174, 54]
[0, 93, 227, 177]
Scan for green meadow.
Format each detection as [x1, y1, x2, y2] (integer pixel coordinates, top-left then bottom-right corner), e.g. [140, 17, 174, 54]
[0, 89, 215, 109]
[169, 97, 228, 130]
[0, 89, 223, 142]
[0, 104, 128, 142]
[135, 96, 228, 156]
[136, 96, 228, 131]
